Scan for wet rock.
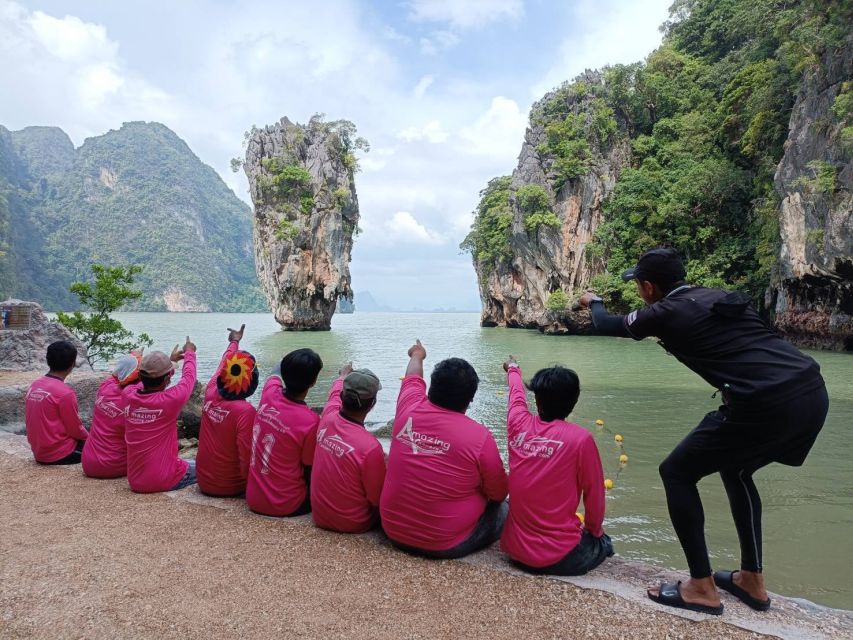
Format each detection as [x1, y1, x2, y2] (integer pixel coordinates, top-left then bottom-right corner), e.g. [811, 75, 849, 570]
[177, 381, 204, 439]
[537, 310, 595, 336]
[768, 38, 853, 351]
[244, 116, 361, 330]
[0, 299, 88, 371]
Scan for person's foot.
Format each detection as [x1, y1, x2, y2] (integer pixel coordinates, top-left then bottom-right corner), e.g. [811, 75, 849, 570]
[732, 570, 769, 602]
[647, 576, 721, 608]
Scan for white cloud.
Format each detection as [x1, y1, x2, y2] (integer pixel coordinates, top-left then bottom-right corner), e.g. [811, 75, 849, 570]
[397, 120, 449, 143]
[419, 30, 460, 56]
[532, 0, 671, 97]
[383, 211, 446, 245]
[29, 10, 116, 61]
[413, 74, 435, 98]
[407, 0, 524, 29]
[458, 96, 528, 158]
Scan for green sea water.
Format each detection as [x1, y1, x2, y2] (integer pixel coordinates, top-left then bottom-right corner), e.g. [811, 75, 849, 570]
[114, 311, 853, 610]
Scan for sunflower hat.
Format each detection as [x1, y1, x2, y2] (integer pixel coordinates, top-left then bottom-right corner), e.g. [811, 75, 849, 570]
[217, 350, 259, 400]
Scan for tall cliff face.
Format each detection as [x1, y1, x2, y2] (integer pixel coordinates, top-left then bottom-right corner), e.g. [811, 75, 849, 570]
[467, 74, 631, 329]
[244, 116, 362, 330]
[769, 40, 853, 351]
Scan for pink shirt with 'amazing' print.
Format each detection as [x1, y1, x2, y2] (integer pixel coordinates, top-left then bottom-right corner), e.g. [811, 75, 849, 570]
[380, 375, 508, 551]
[500, 366, 606, 568]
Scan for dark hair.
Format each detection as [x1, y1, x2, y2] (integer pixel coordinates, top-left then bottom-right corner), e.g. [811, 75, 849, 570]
[428, 357, 479, 413]
[528, 366, 580, 422]
[280, 348, 323, 395]
[341, 390, 376, 413]
[140, 372, 169, 390]
[46, 340, 77, 371]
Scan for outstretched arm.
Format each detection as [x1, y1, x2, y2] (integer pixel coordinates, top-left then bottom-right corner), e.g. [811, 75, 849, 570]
[503, 356, 529, 437]
[578, 292, 630, 338]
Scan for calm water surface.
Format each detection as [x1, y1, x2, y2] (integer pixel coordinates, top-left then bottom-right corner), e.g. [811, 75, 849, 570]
[114, 311, 853, 610]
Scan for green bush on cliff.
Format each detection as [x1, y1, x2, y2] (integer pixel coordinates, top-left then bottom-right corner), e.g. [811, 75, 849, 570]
[517, 184, 560, 231]
[274, 219, 299, 241]
[460, 176, 513, 266]
[545, 290, 569, 311]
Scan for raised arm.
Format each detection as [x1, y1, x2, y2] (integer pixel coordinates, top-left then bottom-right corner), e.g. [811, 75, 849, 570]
[163, 337, 197, 404]
[405, 339, 426, 378]
[210, 325, 243, 387]
[322, 363, 352, 419]
[503, 356, 529, 436]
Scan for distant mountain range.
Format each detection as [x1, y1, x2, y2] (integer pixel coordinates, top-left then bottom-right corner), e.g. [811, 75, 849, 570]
[0, 121, 266, 311]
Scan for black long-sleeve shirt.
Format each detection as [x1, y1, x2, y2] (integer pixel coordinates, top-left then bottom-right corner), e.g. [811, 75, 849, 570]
[589, 287, 823, 408]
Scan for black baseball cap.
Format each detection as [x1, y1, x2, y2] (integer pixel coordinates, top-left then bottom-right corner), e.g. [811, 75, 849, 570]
[621, 248, 686, 284]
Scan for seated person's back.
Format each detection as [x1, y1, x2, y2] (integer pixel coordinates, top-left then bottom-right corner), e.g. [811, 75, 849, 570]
[381, 342, 508, 555]
[82, 353, 142, 478]
[25, 340, 88, 465]
[125, 339, 197, 493]
[196, 325, 258, 497]
[245, 348, 323, 517]
[500, 358, 612, 576]
[311, 365, 385, 533]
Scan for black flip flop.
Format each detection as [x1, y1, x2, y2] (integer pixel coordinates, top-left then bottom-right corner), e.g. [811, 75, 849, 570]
[713, 570, 771, 611]
[647, 581, 724, 616]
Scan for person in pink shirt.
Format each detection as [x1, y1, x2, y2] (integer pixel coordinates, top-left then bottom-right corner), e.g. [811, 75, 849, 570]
[380, 340, 509, 559]
[245, 348, 323, 517]
[196, 324, 258, 497]
[500, 356, 613, 575]
[311, 363, 385, 533]
[125, 337, 198, 493]
[25, 340, 88, 465]
[81, 352, 143, 478]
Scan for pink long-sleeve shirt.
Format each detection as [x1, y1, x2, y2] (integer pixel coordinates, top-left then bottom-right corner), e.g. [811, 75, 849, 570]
[25, 374, 88, 463]
[125, 351, 196, 493]
[245, 377, 320, 516]
[81, 377, 140, 478]
[380, 375, 508, 551]
[311, 379, 387, 533]
[500, 366, 606, 568]
[196, 341, 256, 497]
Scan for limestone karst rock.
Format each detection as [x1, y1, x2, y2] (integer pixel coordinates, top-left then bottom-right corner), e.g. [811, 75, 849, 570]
[465, 73, 631, 330]
[768, 39, 853, 351]
[244, 116, 363, 330]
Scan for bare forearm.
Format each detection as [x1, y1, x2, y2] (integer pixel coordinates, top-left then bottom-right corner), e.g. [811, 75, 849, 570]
[405, 356, 424, 378]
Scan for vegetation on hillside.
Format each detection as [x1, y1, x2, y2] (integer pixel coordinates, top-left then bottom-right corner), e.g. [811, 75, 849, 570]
[462, 0, 851, 313]
[56, 264, 153, 367]
[0, 122, 267, 311]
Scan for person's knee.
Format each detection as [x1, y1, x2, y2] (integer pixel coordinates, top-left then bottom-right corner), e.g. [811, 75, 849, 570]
[659, 451, 695, 486]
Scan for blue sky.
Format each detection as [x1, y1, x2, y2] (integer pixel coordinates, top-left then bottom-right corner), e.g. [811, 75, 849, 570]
[0, 0, 672, 310]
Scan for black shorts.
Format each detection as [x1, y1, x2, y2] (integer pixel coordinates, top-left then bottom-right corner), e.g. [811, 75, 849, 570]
[668, 384, 828, 480]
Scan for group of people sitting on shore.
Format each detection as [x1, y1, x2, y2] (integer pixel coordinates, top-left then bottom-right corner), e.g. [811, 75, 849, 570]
[24, 325, 612, 577]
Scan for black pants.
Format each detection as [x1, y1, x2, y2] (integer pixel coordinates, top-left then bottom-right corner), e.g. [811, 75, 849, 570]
[41, 440, 85, 466]
[514, 530, 614, 576]
[392, 500, 508, 560]
[659, 385, 828, 579]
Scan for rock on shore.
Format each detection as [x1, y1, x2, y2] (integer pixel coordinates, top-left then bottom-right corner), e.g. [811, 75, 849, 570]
[0, 299, 87, 370]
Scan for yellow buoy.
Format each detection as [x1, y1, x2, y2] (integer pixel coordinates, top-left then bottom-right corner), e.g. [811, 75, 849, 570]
[576, 512, 585, 523]
[615, 434, 623, 443]
[595, 419, 604, 426]
[619, 454, 628, 464]
[496, 391, 505, 396]
[604, 479, 614, 490]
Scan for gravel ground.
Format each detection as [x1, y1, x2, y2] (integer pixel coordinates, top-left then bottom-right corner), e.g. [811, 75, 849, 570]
[0, 453, 772, 640]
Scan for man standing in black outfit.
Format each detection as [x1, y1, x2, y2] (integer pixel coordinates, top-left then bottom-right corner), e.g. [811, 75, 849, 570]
[578, 248, 828, 615]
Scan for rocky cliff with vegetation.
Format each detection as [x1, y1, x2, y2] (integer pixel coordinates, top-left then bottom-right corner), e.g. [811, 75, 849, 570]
[0, 122, 265, 312]
[463, 0, 852, 349]
[243, 115, 364, 330]
[768, 38, 852, 350]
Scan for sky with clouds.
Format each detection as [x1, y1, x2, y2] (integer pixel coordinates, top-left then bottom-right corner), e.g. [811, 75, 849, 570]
[0, 0, 672, 310]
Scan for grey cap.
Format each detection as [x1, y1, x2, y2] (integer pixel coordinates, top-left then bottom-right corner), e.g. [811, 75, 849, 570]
[342, 368, 382, 406]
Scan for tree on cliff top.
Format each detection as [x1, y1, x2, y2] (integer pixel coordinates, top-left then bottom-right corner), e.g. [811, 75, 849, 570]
[57, 264, 153, 367]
